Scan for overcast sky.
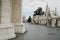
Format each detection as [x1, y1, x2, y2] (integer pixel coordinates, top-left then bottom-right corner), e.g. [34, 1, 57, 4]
[22, 0, 60, 19]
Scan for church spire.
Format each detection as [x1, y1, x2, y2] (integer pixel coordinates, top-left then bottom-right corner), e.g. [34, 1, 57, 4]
[45, 3, 49, 12]
[46, 3, 48, 8]
[45, 3, 51, 17]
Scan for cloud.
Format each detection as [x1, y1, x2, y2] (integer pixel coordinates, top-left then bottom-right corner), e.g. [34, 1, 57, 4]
[22, 0, 60, 18]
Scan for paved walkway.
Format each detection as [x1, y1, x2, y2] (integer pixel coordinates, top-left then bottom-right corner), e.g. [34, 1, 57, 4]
[9, 23, 60, 40]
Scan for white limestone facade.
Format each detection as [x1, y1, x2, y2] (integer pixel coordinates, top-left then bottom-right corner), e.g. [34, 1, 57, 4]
[56, 17, 60, 27]
[32, 3, 60, 27]
[51, 19, 56, 27]
[33, 15, 47, 25]
[57, 20, 60, 27]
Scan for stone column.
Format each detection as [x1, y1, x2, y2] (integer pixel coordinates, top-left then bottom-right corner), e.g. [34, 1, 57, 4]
[0, 0, 1, 23]
[12, 0, 25, 33]
[0, 0, 16, 40]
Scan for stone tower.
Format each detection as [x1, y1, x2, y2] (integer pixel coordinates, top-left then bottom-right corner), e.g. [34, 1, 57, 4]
[45, 3, 50, 17]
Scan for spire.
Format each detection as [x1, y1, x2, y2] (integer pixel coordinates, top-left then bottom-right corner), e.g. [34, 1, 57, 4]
[46, 3, 48, 8]
[45, 3, 49, 11]
[45, 3, 51, 17]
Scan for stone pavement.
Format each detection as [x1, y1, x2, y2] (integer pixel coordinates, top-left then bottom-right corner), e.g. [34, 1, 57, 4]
[9, 23, 60, 40]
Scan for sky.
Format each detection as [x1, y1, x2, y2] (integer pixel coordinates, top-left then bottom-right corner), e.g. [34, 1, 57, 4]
[22, 0, 60, 19]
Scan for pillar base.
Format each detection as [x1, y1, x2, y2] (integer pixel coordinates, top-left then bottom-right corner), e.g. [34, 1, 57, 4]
[14, 23, 25, 33]
[0, 24, 16, 40]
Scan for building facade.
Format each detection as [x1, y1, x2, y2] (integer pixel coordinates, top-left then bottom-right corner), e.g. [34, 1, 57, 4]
[32, 4, 60, 27]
